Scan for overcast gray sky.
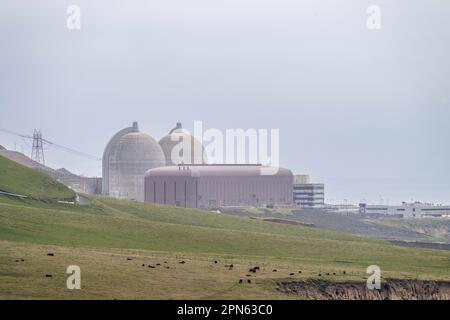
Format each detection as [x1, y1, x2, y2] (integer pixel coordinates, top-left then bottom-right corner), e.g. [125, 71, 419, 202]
[0, 0, 449, 205]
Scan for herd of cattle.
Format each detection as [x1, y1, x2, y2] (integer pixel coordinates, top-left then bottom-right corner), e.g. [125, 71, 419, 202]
[14, 252, 346, 283]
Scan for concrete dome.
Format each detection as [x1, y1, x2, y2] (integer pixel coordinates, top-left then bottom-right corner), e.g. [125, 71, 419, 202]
[102, 122, 165, 201]
[159, 122, 207, 165]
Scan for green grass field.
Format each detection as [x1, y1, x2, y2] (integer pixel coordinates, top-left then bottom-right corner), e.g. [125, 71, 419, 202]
[0, 155, 75, 201]
[0, 155, 449, 299]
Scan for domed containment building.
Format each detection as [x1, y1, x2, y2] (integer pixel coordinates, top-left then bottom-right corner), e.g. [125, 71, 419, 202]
[159, 122, 206, 165]
[144, 164, 293, 208]
[102, 122, 165, 201]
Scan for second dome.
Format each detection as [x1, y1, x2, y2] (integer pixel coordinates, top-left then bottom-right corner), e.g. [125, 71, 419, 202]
[159, 122, 207, 165]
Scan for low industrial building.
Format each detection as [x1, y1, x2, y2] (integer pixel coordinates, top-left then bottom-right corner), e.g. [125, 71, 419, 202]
[359, 202, 450, 218]
[144, 164, 293, 208]
[293, 175, 325, 209]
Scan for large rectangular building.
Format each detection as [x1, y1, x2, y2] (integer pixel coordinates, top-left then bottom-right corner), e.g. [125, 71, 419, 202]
[144, 164, 293, 209]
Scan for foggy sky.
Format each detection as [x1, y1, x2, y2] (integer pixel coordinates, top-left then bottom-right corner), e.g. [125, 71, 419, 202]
[1, 0, 449, 205]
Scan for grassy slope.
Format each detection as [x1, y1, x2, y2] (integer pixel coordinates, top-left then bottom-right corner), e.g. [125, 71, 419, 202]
[1, 196, 450, 299]
[0, 160, 449, 298]
[0, 155, 75, 201]
[1, 196, 450, 275]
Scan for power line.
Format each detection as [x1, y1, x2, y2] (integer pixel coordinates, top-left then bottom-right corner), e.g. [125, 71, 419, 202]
[0, 127, 101, 161]
[42, 139, 101, 161]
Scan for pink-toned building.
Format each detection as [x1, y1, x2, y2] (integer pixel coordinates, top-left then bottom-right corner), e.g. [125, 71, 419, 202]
[144, 164, 293, 209]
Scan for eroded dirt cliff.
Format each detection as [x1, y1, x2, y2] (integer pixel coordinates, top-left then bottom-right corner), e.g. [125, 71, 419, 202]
[278, 279, 450, 300]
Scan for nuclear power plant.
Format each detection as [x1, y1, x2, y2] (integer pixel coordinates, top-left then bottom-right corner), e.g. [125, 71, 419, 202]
[101, 121, 297, 208]
[0, 121, 321, 209]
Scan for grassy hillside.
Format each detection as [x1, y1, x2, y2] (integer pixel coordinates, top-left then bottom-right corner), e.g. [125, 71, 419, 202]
[0, 155, 75, 201]
[1, 193, 450, 299]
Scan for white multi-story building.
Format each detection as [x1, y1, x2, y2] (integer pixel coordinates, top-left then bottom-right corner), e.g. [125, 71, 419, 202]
[293, 175, 325, 209]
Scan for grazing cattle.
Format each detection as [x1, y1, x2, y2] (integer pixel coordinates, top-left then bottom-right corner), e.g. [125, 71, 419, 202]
[254, 266, 260, 271]
[214, 261, 218, 264]
[249, 268, 257, 273]
[47, 253, 54, 257]
[126, 258, 132, 261]
[156, 263, 161, 266]
[246, 274, 252, 277]
[45, 274, 52, 277]
[247, 279, 251, 284]
[148, 265, 155, 268]
[142, 264, 145, 267]
[229, 264, 234, 268]
[326, 273, 330, 276]
[165, 266, 170, 269]
[179, 261, 186, 264]
[318, 273, 322, 276]
[239, 279, 243, 284]
[290, 273, 295, 276]
[332, 272, 336, 275]
[272, 269, 277, 272]
[298, 271, 302, 274]
[343, 271, 346, 275]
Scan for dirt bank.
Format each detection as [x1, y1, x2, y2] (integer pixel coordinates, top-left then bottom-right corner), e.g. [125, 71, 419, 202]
[278, 279, 450, 300]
